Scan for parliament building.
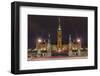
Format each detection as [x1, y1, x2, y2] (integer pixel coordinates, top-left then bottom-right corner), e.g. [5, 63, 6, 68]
[30, 17, 85, 57]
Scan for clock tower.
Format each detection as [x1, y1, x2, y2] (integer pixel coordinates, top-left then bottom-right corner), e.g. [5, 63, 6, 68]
[57, 17, 62, 52]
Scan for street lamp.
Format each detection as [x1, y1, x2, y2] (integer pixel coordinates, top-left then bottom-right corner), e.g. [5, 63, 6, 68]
[77, 38, 81, 48]
[76, 38, 81, 56]
[38, 38, 42, 43]
[77, 38, 81, 43]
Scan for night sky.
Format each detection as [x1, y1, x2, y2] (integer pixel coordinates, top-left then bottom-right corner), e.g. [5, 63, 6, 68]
[28, 15, 88, 49]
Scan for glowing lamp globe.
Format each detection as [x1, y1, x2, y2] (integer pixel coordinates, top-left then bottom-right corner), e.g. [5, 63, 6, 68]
[38, 38, 42, 43]
[77, 38, 80, 43]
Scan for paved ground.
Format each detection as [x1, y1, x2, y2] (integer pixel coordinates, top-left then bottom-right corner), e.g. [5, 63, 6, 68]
[28, 56, 88, 61]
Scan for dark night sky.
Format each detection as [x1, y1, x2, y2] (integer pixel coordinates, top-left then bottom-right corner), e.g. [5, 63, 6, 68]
[28, 15, 88, 49]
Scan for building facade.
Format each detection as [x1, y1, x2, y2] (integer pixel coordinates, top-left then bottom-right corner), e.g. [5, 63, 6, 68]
[32, 17, 82, 57]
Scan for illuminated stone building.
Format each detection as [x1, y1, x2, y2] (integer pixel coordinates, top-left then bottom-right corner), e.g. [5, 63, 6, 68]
[33, 17, 81, 56]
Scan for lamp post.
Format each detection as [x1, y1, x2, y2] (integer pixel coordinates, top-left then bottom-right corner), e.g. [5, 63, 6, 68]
[77, 38, 80, 43]
[36, 38, 42, 50]
[37, 38, 42, 57]
[77, 38, 81, 56]
[38, 38, 42, 43]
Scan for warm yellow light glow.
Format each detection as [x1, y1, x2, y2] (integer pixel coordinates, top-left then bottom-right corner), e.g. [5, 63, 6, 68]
[38, 38, 42, 43]
[77, 38, 81, 43]
[72, 48, 77, 50]
[40, 48, 46, 50]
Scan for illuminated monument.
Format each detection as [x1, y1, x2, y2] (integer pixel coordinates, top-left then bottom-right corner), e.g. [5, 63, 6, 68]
[57, 17, 62, 52]
[68, 34, 72, 56]
[47, 34, 51, 56]
[32, 17, 83, 57]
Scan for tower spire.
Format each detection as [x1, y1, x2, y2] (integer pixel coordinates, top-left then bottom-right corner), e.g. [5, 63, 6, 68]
[58, 17, 61, 30]
[48, 33, 50, 38]
[57, 17, 62, 52]
[68, 34, 72, 56]
[69, 34, 71, 43]
[47, 33, 51, 56]
[58, 17, 61, 26]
